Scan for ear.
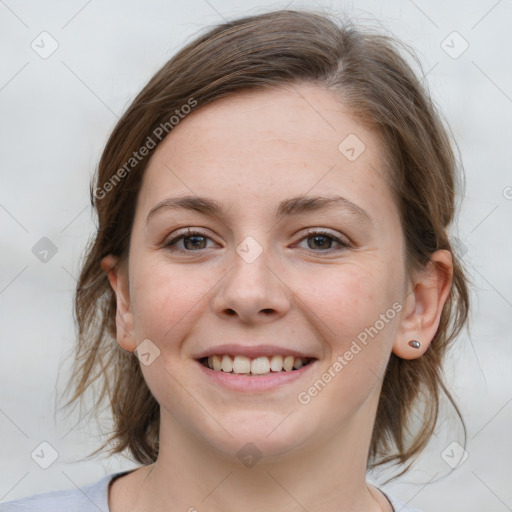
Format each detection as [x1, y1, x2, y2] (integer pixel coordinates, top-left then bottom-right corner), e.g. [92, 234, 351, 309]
[101, 254, 137, 353]
[393, 249, 453, 360]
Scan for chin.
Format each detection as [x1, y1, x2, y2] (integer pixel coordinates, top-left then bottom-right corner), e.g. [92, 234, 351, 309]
[197, 411, 314, 465]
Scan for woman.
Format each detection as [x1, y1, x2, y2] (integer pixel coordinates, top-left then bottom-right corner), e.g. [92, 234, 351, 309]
[2, 8, 470, 512]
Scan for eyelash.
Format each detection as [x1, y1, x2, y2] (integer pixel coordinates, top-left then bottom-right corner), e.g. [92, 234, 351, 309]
[163, 228, 351, 254]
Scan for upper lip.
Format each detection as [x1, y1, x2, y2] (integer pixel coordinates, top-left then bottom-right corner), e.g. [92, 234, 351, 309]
[194, 344, 317, 360]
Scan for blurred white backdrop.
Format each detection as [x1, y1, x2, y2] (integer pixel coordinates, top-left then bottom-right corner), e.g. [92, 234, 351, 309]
[1, 0, 511, 511]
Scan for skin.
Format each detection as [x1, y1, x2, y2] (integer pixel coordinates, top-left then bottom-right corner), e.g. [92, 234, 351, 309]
[102, 82, 452, 512]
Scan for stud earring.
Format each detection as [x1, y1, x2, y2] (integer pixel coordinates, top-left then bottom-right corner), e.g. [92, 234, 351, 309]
[408, 340, 421, 349]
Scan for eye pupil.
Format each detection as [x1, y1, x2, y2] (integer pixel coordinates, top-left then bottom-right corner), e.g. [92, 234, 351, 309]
[308, 235, 331, 250]
[184, 236, 206, 250]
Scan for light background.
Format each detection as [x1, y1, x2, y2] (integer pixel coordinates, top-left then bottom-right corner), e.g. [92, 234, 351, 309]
[1, 0, 511, 510]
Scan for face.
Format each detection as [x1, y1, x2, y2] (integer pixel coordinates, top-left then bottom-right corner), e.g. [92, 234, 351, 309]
[106, 83, 425, 461]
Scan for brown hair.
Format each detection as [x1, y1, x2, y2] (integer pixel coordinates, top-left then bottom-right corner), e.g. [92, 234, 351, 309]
[59, 8, 471, 479]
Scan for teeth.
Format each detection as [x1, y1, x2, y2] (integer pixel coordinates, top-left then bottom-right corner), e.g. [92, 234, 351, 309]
[270, 355, 283, 371]
[251, 357, 270, 374]
[204, 354, 311, 375]
[212, 355, 222, 371]
[233, 355, 251, 374]
[293, 357, 303, 369]
[283, 355, 294, 371]
[221, 354, 233, 372]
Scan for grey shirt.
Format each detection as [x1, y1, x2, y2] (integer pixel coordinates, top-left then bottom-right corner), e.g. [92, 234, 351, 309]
[0, 471, 422, 511]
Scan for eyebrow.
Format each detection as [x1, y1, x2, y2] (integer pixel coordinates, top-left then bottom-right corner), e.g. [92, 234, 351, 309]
[146, 194, 372, 225]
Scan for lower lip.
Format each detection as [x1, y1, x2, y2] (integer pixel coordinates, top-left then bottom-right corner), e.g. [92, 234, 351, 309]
[195, 359, 318, 392]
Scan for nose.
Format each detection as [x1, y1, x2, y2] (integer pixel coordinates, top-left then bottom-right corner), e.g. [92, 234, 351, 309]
[211, 242, 292, 324]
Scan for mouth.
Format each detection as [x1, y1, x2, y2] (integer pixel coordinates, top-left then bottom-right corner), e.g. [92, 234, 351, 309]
[198, 354, 316, 377]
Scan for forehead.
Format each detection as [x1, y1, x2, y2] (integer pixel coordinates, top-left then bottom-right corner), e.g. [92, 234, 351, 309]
[160, 84, 378, 166]
[137, 83, 398, 227]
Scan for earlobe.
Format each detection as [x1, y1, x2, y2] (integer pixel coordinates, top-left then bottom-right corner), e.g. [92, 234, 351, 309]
[101, 255, 137, 353]
[393, 334, 426, 360]
[392, 250, 453, 360]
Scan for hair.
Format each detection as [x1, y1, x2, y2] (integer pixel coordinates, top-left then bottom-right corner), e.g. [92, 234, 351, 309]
[59, 8, 471, 480]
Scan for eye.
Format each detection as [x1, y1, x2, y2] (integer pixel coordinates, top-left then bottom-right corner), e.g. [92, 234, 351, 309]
[296, 229, 351, 252]
[163, 228, 217, 252]
[163, 228, 351, 254]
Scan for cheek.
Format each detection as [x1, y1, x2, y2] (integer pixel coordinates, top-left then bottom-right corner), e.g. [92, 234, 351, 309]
[297, 260, 401, 406]
[298, 261, 394, 343]
[298, 265, 398, 419]
[129, 257, 210, 345]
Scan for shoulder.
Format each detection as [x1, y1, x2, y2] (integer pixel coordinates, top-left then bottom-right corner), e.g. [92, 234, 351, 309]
[0, 471, 128, 512]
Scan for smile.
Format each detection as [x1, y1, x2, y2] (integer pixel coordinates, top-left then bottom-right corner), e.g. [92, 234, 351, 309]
[200, 354, 314, 376]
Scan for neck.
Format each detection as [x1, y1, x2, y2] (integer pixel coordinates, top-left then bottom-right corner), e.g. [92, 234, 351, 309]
[133, 392, 390, 512]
